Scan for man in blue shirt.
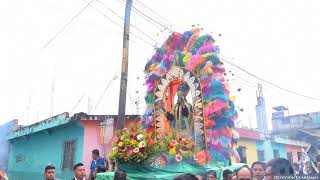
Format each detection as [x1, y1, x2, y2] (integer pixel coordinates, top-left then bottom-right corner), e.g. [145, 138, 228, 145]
[90, 149, 105, 179]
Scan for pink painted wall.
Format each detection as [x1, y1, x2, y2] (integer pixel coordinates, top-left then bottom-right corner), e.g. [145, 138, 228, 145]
[80, 118, 141, 174]
[80, 121, 106, 175]
[285, 145, 302, 163]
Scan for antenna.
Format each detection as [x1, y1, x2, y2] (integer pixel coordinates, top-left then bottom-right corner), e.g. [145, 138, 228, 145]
[93, 75, 118, 112]
[71, 93, 86, 115]
[248, 114, 252, 129]
[50, 67, 56, 117]
[27, 95, 31, 121]
[257, 83, 263, 97]
[87, 96, 92, 114]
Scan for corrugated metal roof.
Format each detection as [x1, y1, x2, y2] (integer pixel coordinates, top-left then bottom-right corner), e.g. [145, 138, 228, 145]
[7, 112, 71, 140]
[6, 112, 141, 140]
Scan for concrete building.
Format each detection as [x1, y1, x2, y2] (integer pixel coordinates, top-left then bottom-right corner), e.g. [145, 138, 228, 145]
[5, 110, 312, 179]
[0, 120, 18, 171]
[272, 107, 320, 161]
[236, 128, 309, 166]
[249, 85, 311, 165]
[236, 128, 260, 165]
[6, 112, 140, 180]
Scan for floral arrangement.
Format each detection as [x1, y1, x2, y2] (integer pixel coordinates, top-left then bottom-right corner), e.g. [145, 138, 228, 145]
[109, 128, 158, 164]
[109, 129, 195, 164]
[159, 133, 194, 162]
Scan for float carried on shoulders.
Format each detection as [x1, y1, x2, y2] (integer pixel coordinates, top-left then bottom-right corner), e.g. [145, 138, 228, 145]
[106, 27, 242, 180]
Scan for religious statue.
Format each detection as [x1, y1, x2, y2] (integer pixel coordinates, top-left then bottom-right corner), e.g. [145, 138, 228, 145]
[164, 83, 194, 138]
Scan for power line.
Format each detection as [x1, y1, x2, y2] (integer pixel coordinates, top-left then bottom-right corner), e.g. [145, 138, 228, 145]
[118, 0, 172, 32]
[93, 74, 118, 112]
[83, 0, 155, 47]
[134, 0, 174, 29]
[130, 2, 172, 32]
[20, 0, 98, 71]
[121, 2, 163, 32]
[227, 65, 299, 99]
[226, 68, 257, 88]
[43, 0, 97, 48]
[83, 0, 122, 27]
[220, 56, 320, 101]
[130, 31, 155, 47]
[71, 93, 86, 114]
[96, 0, 158, 44]
[227, 65, 317, 106]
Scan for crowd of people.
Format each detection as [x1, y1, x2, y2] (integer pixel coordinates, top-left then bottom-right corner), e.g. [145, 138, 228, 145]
[0, 149, 319, 180]
[42, 149, 120, 180]
[173, 157, 303, 180]
[41, 155, 314, 180]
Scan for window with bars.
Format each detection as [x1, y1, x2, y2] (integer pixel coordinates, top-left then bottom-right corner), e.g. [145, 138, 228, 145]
[257, 150, 265, 161]
[287, 152, 293, 163]
[273, 149, 280, 158]
[237, 146, 247, 164]
[62, 140, 76, 170]
[297, 152, 302, 161]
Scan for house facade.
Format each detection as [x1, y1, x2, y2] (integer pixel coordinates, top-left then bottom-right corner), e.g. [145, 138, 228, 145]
[236, 128, 309, 166]
[6, 112, 140, 180]
[0, 120, 18, 171]
[6, 111, 310, 179]
[272, 109, 320, 161]
[236, 128, 260, 165]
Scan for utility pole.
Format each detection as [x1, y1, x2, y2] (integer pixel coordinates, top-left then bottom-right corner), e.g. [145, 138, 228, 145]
[118, 0, 132, 130]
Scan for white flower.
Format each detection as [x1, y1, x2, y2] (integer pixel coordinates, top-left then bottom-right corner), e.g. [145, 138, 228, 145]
[139, 141, 146, 148]
[137, 134, 144, 140]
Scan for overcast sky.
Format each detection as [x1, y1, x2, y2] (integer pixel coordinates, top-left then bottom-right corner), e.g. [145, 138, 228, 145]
[1, 0, 320, 128]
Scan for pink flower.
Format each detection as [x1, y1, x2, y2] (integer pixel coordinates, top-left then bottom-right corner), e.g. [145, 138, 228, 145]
[122, 128, 128, 133]
[176, 154, 183, 162]
[127, 149, 133, 155]
[170, 140, 178, 147]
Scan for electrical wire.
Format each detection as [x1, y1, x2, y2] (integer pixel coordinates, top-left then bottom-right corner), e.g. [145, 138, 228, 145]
[220, 56, 320, 102]
[71, 93, 86, 114]
[116, 0, 161, 31]
[118, 0, 172, 32]
[82, 0, 155, 47]
[96, 0, 158, 44]
[93, 74, 118, 112]
[43, 0, 97, 48]
[134, 0, 175, 29]
[226, 65, 294, 98]
[130, 2, 172, 31]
